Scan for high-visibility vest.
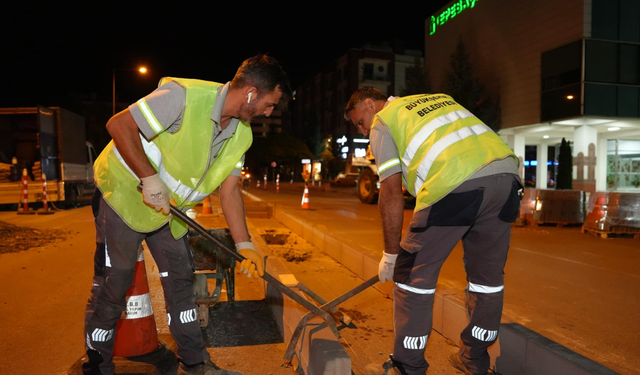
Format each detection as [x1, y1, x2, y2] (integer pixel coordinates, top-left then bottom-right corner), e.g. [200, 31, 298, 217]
[375, 93, 517, 212]
[94, 78, 252, 238]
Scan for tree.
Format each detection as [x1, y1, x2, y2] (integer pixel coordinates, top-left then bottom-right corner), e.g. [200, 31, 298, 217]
[556, 138, 573, 190]
[401, 59, 432, 96]
[443, 37, 501, 132]
[245, 129, 313, 182]
[303, 112, 325, 160]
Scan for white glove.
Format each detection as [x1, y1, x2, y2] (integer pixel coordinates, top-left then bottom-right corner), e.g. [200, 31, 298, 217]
[378, 252, 398, 283]
[235, 242, 264, 278]
[140, 173, 170, 215]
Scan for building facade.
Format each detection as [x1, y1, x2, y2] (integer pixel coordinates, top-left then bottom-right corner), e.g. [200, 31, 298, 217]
[290, 42, 424, 162]
[425, 0, 640, 193]
[250, 106, 287, 138]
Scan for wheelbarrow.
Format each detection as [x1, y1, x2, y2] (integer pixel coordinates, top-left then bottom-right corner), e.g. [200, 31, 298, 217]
[187, 228, 237, 327]
[141, 186, 379, 368]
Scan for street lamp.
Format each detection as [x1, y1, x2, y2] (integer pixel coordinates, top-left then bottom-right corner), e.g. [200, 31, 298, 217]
[112, 66, 148, 116]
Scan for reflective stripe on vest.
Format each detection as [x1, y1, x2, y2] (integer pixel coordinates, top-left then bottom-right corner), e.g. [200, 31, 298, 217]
[378, 158, 401, 174]
[112, 135, 210, 203]
[402, 109, 475, 171]
[413, 123, 491, 194]
[137, 98, 164, 135]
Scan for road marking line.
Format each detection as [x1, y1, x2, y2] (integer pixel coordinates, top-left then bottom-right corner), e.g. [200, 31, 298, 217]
[512, 247, 639, 279]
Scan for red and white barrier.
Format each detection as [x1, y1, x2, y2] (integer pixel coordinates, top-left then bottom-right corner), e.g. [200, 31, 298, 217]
[37, 173, 54, 215]
[17, 168, 34, 215]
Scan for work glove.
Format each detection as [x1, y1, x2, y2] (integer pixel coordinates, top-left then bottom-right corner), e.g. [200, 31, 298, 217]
[378, 252, 398, 283]
[235, 242, 264, 278]
[140, 173, 171, 215]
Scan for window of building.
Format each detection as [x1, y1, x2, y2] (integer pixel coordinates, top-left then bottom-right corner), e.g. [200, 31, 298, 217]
[583, 39, 640, 118]
[542, 41, 582, 91]
[541, 41, 582, 121]
[619, 44, 639, 84]
[620, 0, 640, 42]
[592, 0, 640, 42]
[585, 40, 618, 83]
[584, 83, 617, 117]
[617, 86, 640, 117]
[363, 63, 374, 80]
[606, 139, 640, 191]
[592, 0, 619, 40]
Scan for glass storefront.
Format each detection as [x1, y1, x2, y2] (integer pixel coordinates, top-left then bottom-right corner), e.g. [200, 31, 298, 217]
[607, 139, 640, 191]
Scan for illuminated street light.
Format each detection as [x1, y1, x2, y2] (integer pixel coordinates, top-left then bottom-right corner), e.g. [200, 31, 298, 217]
[113, 66, 148, 115]
[566, 95, 574, 100]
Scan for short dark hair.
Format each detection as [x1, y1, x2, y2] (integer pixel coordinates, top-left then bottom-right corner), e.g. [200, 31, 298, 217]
[343, 87, 388, 120]
[231, 54, 293, 102]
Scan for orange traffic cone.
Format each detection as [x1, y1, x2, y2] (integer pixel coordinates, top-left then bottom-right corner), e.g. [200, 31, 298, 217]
[113, 247, 159, 357]
[301, 183, 310, 210]
[201, 195, 213, 215]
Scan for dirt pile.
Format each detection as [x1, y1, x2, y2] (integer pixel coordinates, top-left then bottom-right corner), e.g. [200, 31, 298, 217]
[258, 228, 312, 263]
[0, 220, 69, 254]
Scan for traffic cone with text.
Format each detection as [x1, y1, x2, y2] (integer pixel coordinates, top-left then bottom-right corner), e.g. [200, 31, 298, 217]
[113, 247, 178, 372]
[301, 183, 310, 210]
[113, 247, 159, 358]
[201, 195, 213, 215]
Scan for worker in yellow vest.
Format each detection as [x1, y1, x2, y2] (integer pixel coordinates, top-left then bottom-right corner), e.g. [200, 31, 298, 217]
[84, 54, 292, 375]
[344, 88, 522, 375]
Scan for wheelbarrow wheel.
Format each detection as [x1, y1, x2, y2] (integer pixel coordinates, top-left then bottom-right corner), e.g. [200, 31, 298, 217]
[194, 274, 210, 327]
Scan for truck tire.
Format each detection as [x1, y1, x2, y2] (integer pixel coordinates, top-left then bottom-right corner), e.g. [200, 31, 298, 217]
[357, 168, 379, 204]
[64, 186, 78, 209]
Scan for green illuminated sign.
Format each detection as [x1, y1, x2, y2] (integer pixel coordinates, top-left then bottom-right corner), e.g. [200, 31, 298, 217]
[430, 0, 479, 35]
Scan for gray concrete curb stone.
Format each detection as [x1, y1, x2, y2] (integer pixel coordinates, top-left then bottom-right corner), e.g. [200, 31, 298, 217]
[247, 219, 351, 375]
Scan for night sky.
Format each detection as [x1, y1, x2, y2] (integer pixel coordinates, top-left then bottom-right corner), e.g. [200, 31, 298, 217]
[1, 2, 449, 108]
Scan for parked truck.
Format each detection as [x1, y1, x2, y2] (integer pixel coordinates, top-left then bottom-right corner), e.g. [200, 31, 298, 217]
[0, 106, 98, 208]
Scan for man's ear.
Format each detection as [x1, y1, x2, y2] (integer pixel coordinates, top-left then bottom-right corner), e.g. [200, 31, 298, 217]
[363, 98, 375, 111]
[244, 86, 258, 97]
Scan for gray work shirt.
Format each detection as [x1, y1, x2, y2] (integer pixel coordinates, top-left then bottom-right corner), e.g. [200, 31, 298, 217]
[370, 97, 518, 183]
[128, 81, 244, 177]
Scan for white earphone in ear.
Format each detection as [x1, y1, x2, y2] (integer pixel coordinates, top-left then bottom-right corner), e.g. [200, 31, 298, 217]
[247, 92, 252, 103]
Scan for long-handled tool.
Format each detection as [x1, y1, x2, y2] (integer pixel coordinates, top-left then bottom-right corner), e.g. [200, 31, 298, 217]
[142, 187, 378, 365]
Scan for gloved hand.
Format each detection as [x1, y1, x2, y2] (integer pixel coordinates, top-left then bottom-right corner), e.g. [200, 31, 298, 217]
[235, 242, 264, 278]
[378, 252, 398, 283]
[140, 173, 170, 215]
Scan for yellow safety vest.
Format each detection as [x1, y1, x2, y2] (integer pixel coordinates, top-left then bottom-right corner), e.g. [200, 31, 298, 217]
[94, 78, 252, 238]
[375, 93, 517, 211]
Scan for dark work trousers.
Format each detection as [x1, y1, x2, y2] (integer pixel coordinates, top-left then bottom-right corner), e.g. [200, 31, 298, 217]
[390, 173, 522, 375]
[82, 190, 209, 375]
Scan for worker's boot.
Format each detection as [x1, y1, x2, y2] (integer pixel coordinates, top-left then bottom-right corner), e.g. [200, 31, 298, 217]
[177, 360, 243, 375]
[126, 344, 179, 375]
[363, 356, 407, 375]
[448, 350, 494, 375]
